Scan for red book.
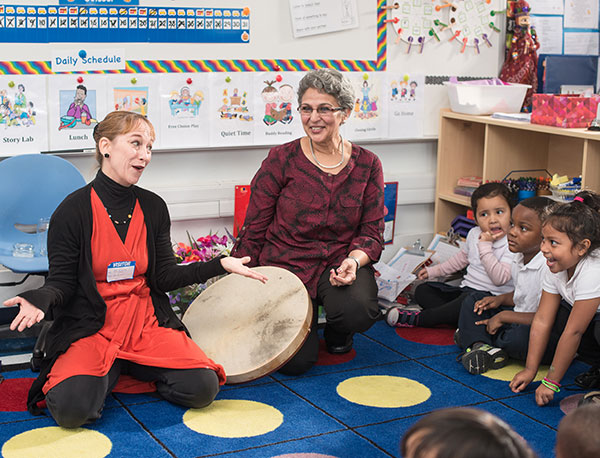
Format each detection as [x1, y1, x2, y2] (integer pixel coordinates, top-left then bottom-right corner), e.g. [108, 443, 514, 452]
[456, 176, 482, 187]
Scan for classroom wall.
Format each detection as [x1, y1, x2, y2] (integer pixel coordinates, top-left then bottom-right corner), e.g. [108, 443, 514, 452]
[0, 0, 508, 299]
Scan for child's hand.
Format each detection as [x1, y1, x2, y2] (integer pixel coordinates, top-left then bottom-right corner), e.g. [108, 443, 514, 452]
[417, 268, 429, 280]
[479, 231, 504, 243]
[473, 296, 501, 314]
[535, 383, 555, 406]
[475, 314, 503, 335]
[479, 231, 495, 243]
[509, 368, 536, 393]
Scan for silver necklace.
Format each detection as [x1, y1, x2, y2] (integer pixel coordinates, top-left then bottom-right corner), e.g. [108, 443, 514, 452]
[309, 136, 344, 169]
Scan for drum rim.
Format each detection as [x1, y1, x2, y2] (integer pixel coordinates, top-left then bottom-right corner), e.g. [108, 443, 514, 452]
[181, 266, 313, 384]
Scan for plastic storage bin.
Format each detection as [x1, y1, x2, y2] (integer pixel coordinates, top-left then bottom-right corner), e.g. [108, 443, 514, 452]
[445, 82, 530, 115]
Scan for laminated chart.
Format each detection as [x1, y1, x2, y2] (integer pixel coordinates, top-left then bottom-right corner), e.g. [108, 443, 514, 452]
[0, 5, 250, 43]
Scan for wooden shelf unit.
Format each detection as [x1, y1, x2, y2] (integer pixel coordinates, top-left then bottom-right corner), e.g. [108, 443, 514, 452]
[434, 110, 600, 233]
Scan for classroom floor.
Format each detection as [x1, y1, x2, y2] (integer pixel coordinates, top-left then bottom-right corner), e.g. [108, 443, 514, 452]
[0, 319, 592, 458]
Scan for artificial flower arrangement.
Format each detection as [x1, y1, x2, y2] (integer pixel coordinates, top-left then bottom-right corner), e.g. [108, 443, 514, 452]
[168, 230, 234, 317]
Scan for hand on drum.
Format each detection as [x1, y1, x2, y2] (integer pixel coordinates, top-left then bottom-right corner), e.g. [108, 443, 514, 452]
[3, 296, 45, 332]
[220, 256, 268, 283]
[329, 258, 357, 287]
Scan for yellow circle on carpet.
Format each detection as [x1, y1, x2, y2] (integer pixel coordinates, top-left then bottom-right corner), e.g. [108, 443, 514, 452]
[482, 363, 550, 382]
[2, 427, 112, 458]
[183, 399, 283, 438]
[336, 375, 431, 408]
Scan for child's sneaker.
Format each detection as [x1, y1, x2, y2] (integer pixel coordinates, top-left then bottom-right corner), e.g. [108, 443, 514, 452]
[461, 343, 508, 375]
[386, 307, 420, 327]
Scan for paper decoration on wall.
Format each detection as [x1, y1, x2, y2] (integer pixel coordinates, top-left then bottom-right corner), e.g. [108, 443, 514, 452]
[384, 0, 444, 53]
[343, 72, 388, 141]
[159, 73, 210, 149]
[252, 72, 304, 146]
[107, 73, 160, 148]
[47, 75, 108, 151]
[386, 73, 425, 139]
[0, 75, 48, 156]
[447, 0, 503, 53]
[208, 72, 255, 147]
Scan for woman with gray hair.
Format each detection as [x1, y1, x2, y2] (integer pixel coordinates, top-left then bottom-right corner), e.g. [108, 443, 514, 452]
[233, 68, 385, 374]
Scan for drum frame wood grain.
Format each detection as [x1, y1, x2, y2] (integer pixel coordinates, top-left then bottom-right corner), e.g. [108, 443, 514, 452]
[182, 266, 312, 384]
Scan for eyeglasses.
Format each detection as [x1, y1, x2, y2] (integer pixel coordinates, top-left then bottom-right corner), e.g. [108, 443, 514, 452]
[297, 104, 344, 117]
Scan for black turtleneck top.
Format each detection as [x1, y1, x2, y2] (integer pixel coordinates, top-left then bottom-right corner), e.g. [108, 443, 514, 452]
[92, 170, 136, 243]
[20, 176, 227, 414]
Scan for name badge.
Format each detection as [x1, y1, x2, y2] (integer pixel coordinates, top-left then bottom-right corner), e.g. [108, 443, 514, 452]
[106, 261, 136, 283]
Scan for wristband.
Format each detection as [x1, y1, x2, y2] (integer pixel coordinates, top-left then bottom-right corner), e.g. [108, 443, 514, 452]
[541, 378, 560, 393]
[347, 255, 361, 270]
[542, 376, 561, 388]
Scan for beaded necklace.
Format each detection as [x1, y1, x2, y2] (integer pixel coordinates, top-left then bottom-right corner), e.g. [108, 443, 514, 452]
[106, 204, 134, 225]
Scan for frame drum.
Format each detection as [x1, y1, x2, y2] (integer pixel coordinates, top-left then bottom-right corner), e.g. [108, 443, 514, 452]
[182, 266, 312, 384]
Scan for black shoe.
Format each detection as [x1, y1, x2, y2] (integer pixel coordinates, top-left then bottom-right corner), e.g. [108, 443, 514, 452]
[460, 343, 508, 375]
[575, 366, 600, 389]
[326, 335, 354, 354]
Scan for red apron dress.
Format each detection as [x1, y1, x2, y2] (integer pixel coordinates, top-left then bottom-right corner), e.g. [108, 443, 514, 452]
[43, 189, 226, 395]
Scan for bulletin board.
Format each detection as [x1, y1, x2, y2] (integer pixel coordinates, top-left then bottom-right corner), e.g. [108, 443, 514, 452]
[0, 0, 507, 143]
[529, 0, 600, 56]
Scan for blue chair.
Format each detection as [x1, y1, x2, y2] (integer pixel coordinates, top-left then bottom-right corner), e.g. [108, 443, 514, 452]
[0, 154, 86, 337]
[0, 154, 86, 277]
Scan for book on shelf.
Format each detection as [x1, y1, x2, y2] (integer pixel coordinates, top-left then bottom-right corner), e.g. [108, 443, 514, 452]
[454, 186, 476, 197]
[491, 112, 531, 122]
[456, 176, 482, 187]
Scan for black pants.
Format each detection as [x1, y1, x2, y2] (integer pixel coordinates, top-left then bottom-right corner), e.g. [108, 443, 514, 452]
[45, 359, 220, 428]
[457, 291, 557, 363]
[278, 266, 380, 376]
[414, 281, 482, 327]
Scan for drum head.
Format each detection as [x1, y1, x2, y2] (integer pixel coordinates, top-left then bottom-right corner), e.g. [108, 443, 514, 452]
[182, 266, 312, 384]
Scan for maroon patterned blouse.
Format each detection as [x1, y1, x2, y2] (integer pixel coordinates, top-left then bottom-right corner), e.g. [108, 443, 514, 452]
[232, 138, 385, 298]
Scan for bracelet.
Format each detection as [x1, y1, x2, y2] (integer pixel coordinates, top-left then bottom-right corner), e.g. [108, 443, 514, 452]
[347, 255, 361, 270]
[543, 376, 561, 388]
[541, 378, 560, 393]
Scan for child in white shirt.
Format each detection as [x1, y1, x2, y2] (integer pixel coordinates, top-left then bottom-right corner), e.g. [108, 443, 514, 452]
[387, 182, 515, 328]
[456, 197, 553, 374]
[510, 191, 600, 406]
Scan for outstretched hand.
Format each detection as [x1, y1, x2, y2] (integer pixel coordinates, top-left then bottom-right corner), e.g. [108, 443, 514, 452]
[220, 256, 268, 283]
[3, 296, 45, 332]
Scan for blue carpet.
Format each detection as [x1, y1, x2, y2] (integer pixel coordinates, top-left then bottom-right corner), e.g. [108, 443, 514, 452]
[0, 320, 591, 457]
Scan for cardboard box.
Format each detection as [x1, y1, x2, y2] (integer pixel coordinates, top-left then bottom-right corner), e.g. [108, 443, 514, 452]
[531, 94, 600, 128]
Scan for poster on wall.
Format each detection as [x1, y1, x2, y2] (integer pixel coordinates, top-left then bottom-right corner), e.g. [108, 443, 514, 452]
[0, 75, 48, 156]
[47, 74, 108, 151]
[342, 72, 388, 141]
[158, 73, 210, 149]
[386, 73, 425, 140]
[106, 73, 161, 149]
[252, 71, 304, 146]
[208, 72, 255, 147]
